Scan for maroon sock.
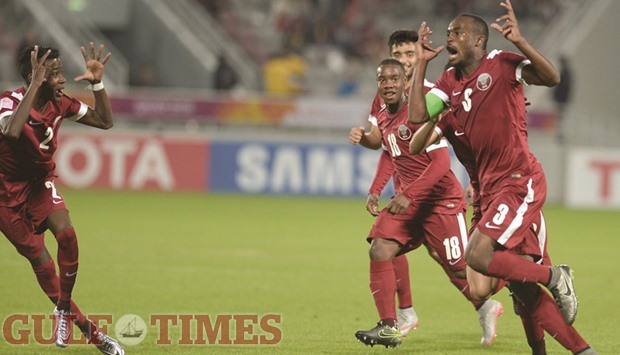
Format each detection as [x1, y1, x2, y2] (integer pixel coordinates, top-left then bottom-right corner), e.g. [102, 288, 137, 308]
[55, 227, 79, 302]
[33, 257, 60, 302]
[515, 301, 546, 354]
[516, 284, 589, 353]
[487, 250, 552, 284]
[32, 257, 87, 326]
[369, 260, 397, 323]
[392, 254, 412, 309]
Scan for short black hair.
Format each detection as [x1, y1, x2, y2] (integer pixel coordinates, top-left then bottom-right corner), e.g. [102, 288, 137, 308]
[18, 45, 60, 82]
[388, 30, 418, 50]
[458, 14, 489, 50]
[378, 58, 405, 74]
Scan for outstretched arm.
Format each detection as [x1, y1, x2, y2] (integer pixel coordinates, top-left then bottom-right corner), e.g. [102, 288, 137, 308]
[491, 0, 559, 86]
[74, 42, 114, 129]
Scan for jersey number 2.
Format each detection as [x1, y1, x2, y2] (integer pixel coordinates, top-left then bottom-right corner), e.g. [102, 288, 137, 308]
[39, 127, 53, 150]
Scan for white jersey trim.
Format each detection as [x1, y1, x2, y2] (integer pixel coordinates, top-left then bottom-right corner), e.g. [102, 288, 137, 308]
[368, 114, 378, 127]
[516, 59, 532, 85]
[0, 111, 11, 134]
[429, 88, 449, 105]
[66, 102, 89, 122]
[425, 137, 448, 153]
[497, 178, 534, 245]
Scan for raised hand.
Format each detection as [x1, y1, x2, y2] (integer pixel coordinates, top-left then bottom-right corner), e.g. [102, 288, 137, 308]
[30, 45, 52, 87]
[415, 21, 444, 62]
[490, 0, 524, 44]
[74, 42, 111, 83]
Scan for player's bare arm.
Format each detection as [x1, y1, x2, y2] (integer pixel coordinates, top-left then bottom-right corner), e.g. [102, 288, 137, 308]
[350, 125, 382, 149]
[2, 46, 52, 139]
[408, 22, 444, 125]
[74, 42, 114, 129]
[491, 0, 560, 86]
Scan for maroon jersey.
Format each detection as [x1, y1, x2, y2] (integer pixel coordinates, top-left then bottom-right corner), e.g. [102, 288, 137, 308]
[368, 80, 434, 194]
[0, 87, 87, 205]
[375, 102, 465, 214]
[432, 50, 537, 196]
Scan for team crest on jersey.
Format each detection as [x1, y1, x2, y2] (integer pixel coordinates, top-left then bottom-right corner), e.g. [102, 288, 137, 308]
[0, 97, 13, 109]
[476, 73, 492, 91]
[397, 124, 412, 140]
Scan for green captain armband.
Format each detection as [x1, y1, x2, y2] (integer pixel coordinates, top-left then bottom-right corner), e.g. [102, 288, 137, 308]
[425, 93, 445, 123]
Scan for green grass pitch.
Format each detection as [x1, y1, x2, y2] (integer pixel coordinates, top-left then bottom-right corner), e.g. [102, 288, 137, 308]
[0, 189, 617, 354]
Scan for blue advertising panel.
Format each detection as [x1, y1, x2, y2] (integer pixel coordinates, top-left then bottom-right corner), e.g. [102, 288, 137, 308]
[209, 141, 395, 197]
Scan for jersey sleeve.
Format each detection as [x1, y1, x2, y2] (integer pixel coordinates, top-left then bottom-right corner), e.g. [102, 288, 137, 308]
[0, 94, 19, 135]
[367, 92, 384, 127]
[496, 50, 531, 85]
[62, 95, 89, 122]
[401, 139, 451, 201]
[368, 150, 394, 195]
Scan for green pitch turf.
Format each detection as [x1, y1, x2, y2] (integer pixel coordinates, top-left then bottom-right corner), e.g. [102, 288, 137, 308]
[0, 190, 617, 354]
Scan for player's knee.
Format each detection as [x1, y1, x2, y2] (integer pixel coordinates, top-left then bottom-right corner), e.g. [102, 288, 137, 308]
[55, 227, 78, 250]
[469, 285, 491, 301]
[368, 239, 398, 262]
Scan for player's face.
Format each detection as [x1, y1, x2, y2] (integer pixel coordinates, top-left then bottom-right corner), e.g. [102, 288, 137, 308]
[390, 42, 416, 81]
[41, 59, 66, 103]
[376, 64, 405, 105]
[445, 17, 477, 68]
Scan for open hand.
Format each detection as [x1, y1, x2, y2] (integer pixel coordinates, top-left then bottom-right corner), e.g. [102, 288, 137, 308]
[30, 45, 52, 87]
[74, 42, 111, 83]
[490, 0, 524, 44]
[415, 21, 444, 62]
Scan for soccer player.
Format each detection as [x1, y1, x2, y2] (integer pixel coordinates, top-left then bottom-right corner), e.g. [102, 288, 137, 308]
[349, 29, 425, 338]
[407, 1, 596, 354]
[355, 58, 498, 348]
[0, 43, 124, 355]
[350, 30, 503, 345]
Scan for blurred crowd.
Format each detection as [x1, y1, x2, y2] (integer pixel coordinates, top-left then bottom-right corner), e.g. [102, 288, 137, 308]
[200, 0, 561, 97]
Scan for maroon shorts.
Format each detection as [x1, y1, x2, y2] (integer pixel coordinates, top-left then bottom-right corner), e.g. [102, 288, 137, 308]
[368, 207, 469, 272]
[478, 172, 548, 260]
[0, 178, 67, 260]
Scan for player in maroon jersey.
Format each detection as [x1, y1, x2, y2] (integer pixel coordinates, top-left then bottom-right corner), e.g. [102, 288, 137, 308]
[407, 1, 596, 354]
[0, 43, 124, 354]
[349, 29, 425, 339]
[354, 59, 500, 348]
[350, 30, 504, 345]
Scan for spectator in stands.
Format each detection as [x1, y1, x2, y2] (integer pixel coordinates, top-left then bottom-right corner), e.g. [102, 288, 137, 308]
[213, 54, 239, 92]
[262, 45, 307, 97]
[553, 55, 573, 143]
